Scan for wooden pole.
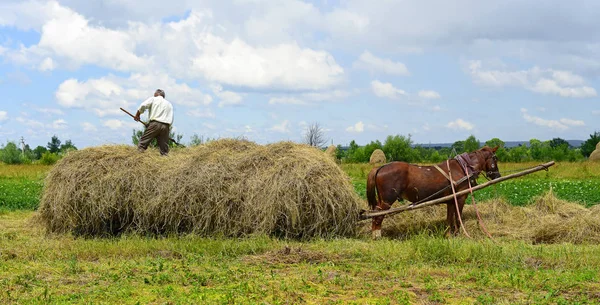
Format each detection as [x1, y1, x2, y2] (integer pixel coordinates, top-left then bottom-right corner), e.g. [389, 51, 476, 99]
[358, 161, 555, 220]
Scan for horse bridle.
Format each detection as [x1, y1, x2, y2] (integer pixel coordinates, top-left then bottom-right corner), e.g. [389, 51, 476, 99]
[482, 153, 499, 180]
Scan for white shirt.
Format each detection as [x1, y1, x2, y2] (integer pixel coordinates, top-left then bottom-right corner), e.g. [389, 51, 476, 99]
[138, 96, 174, 125]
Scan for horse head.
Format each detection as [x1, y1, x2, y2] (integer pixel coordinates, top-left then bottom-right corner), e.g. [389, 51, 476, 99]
[475, 146, 501, 180]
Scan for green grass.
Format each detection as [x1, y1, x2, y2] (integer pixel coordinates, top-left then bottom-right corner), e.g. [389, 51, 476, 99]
[1, 162, 600, 303]
[1, 212, 599, 304]
[0, 178, 43, 210]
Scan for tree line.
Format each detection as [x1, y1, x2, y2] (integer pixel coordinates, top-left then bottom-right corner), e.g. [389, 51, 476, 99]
[0, 135, 77, 165]
[334, 132, 600, 163]
[2, 130, 599, 165]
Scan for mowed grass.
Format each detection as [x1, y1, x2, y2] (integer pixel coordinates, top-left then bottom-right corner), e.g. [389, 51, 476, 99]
[1, 212, 600, 304]
[343, 161, 600, 206]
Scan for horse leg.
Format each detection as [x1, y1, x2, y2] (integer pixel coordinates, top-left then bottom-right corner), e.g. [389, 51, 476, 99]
[446, 202, 457, 237]
[456, 196, 467, 234]
[371, 202, 392, 239]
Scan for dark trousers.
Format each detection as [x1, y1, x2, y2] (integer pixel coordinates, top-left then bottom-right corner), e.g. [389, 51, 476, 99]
[138, 121, 170, 155]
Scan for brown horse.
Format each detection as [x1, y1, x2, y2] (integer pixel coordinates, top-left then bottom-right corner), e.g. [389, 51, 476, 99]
[366, 146, 500, 239]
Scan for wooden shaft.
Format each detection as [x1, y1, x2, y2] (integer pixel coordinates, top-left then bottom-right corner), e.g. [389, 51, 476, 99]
[358, 161, 555, 220]
[120, 107, 148, 127]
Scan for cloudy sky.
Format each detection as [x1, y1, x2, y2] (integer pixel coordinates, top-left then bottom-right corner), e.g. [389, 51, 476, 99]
[1, 0, 599, 148]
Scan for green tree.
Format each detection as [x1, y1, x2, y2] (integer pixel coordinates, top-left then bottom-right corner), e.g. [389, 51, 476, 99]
[528, 139, 545, 161]
[0, 142, 22, 164]
[485, 138, 504, 148]
[47, 135, 61, 154]
[383, 134, 418, 162]
[508, 145, 530, 162]
[59, 140, 77, 154]
[335, 144, 346, 161]
[549, 137, 570, 149]
[451, 140, 465, 154]
[345, 140, 366, 163]
[464, 135, 481, 152]
[581, 131, 600, 157]
[32, 146, 48, 160]
[485, 137, 509, 161]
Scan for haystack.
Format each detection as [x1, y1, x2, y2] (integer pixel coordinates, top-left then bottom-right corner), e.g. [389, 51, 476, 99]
[375, 189, 600, 244]
[589, 142, 600, 161]
[325, 145, 337, 159]
[39, 139, 362, 239]
[369, 149, 386, 164]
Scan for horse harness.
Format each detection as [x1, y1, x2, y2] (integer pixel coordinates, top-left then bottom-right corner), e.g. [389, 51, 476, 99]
[433, 153, 479, 186]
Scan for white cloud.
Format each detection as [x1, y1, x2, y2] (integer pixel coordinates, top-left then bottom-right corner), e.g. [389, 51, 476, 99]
[55, 73, 212, 117]
[187, 109, 216, 118]
[3, 3, 344, 92]
[103, 119, 138, 130]
[371, 80, 406, 99]
[31, 107, 64, 115]
[211, 85, 243, 107]
[16, 117, 44, 129]
[81, 122, 97, 132]
[51, 119, 68, 129]
[469, 61, 597, 98]
[446, 118, 474, 131]
[353, 51, 409, 75]
[268, 97, 307, 105]
[202, 122, 217, 130]
[346, 121, 364, 133]
[520, 108, 583, 130]
[0, 111, 7, 122]
[431, 105, 442, 112]
[418, 90, 441, 99]
[559, 118, 585, 126]
[268, 120, 290, 133]
[192, 38, 344, 90]
[38, 57, 56, 71]
[593, 110, 600, 116]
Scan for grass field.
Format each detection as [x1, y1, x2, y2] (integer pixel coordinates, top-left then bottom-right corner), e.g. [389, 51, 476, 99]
[1, 162, 600, 304]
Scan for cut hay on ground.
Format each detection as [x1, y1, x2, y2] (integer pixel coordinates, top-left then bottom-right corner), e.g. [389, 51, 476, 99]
[39, 139, 362, 239]
[369, 149, 386, 164]
[374, 189, 600, 244]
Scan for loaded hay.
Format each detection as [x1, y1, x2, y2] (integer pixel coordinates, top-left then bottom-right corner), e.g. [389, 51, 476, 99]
[369, 149, 386, 164]
[39, 139, 362, 239]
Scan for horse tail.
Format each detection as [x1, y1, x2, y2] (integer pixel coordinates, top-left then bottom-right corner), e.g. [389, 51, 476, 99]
[367, 166, 382, 210]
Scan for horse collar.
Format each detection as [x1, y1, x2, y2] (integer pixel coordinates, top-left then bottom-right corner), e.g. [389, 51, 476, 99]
[455, 153, 477, 176]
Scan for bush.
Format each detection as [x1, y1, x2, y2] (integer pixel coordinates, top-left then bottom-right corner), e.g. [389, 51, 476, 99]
[1, 142, 22, 164]
[40, 152, 60, 165]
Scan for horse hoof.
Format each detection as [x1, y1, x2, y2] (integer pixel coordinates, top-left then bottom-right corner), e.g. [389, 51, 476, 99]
[372, 230, 382, 240]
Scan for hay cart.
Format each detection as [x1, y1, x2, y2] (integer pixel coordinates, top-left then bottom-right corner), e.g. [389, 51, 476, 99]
[359, 161, 555, 220]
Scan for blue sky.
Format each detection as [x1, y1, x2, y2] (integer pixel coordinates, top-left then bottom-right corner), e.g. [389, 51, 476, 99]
[0, 0, 599, 149]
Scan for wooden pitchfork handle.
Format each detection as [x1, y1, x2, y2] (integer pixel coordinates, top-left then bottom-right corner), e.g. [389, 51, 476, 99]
[120, 107, 148, 128]
[119, 107, 184, 147]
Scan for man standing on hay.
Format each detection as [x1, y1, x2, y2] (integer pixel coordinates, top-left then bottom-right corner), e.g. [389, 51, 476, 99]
[133, 89, 174, 156]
